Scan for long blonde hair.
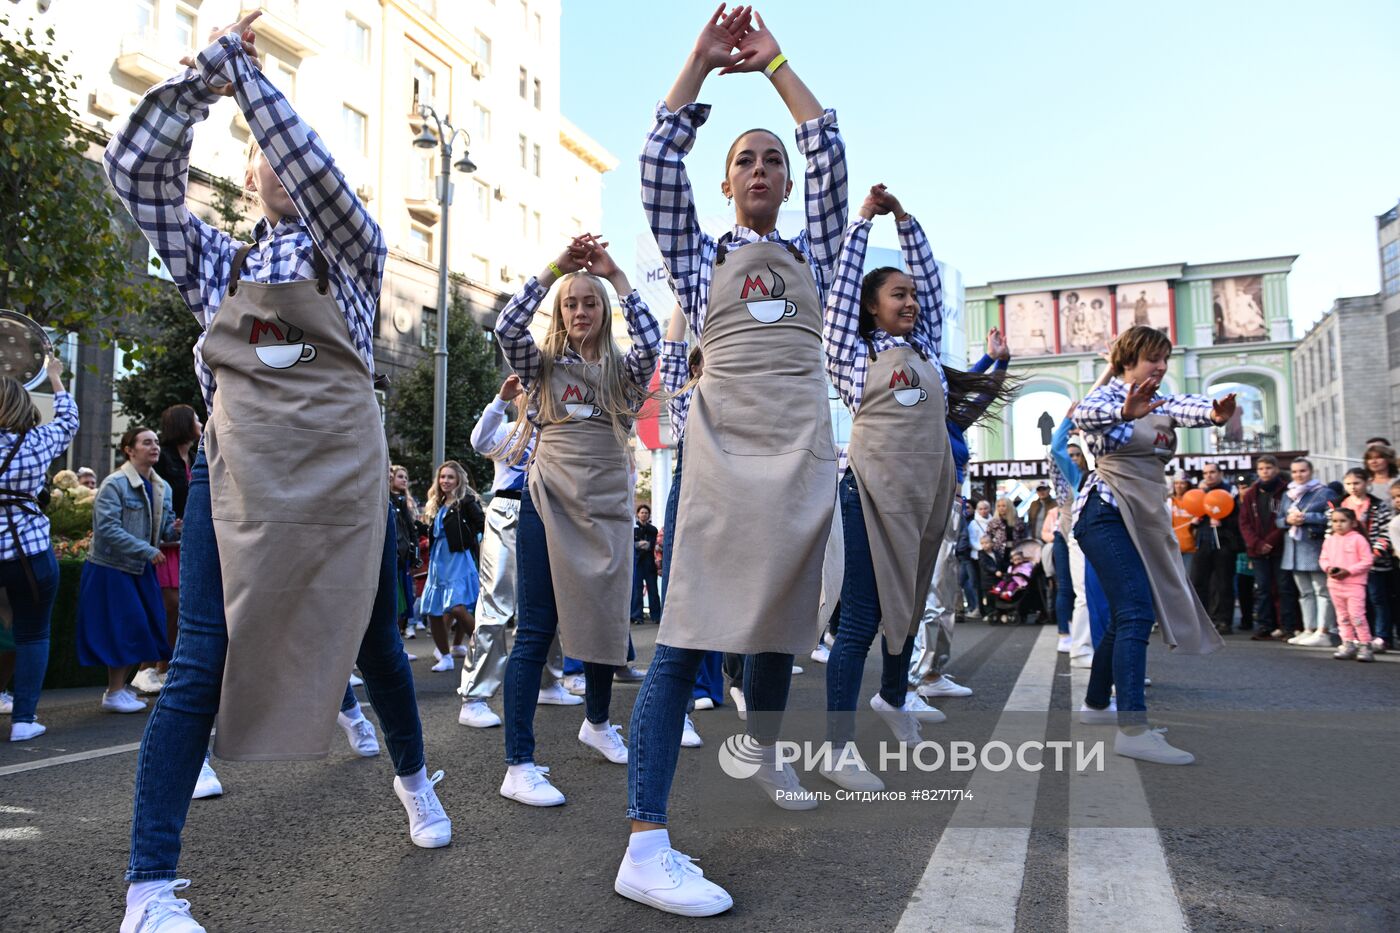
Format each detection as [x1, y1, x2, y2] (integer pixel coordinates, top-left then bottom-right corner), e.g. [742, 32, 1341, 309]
[0, 377, 40, 434]
[424, 460, 474, 521]
[499, 272, 650, 465]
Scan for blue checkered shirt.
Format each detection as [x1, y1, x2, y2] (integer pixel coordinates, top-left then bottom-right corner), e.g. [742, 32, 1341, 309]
[659, 339, 692, 439]
[0, 392, 79, 560]
[640, 102, 848, 338]
[1072, 378, 1216, 516]
[104, 35, 386, 412]
[824, 215, 946, 415]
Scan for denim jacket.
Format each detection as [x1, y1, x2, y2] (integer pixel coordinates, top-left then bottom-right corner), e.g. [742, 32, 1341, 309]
[1275, 483, 1330, 573]
[87, 461, 178, 575]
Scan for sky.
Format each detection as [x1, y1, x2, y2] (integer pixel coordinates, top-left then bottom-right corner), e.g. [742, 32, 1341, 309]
[559, 0, 1399, 340]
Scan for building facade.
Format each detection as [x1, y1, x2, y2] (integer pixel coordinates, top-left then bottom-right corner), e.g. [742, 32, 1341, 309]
[1379, 201, 1400, 441]
[8, 0, 616, 473]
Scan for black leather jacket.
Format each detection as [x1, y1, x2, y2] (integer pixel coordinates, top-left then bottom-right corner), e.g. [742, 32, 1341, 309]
[432, 496, 485, 562]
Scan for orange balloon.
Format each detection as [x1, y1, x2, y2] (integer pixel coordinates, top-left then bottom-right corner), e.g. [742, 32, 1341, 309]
[1181, 488, 1207, 517]
[1204, 489, 1235, 519]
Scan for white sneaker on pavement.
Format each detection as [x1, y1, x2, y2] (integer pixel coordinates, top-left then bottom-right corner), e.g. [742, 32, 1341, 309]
[537, 683, 584, 706]
[1057, 634, 1073, 653]
[121, 879, 205, 933]
[403, 649, 418, 661]
[191, 759, 222, 799]
[918, 674, 973, 698]
[130, 668, 164, 695]
[10, 721, 45, 742]
[458, 699, 502, 728]
[1297, 630, 1332, 647]
[348, 672, 364, 687]
[579, 720, 628, 764]
[101, 688, 147, 714]
[747, 757, 820, 811]
[451, 644, 469, 658]
[692, 697, 716, 711]
[817, 742, 885, 792]
[1114, 728, 1194, 765]
[729, 685, 747, 721]
[563, 674, 587, 696]
[1069, 654, 1094, 669]
[810, 644, 830, 664]
[500, 763, 565, 807]
[1078, 698, 1118, 725]
[790, 664, 804, 675]
[430, 650, 454, 672]
[903, 692, 947, 724]
[870, 694, 922, 744]
[338, 711, 380, 757]
[393, 769, 452, 848]
[1286, 630, 1310, 645]
[614, 840, 733, 917]
[681, 715, 703, 748]
[0, 690, 11, 714]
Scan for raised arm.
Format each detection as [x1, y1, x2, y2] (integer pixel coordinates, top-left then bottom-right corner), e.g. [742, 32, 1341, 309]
[29, 360, 80, 462]
[897, 214, 944, 360]
[471, 375, 521, 456]
[660, 305, 691, 394]
[494, 281, 550, 389]
[578, 239, 660, 390]
[822, 218, 870, 397]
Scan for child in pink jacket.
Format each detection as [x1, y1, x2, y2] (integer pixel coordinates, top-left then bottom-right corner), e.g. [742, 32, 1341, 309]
[1319, 508, 1374, 661]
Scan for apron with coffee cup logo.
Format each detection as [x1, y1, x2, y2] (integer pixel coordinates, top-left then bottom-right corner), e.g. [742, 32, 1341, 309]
[846, 344, 955, 647]
[201, 244, 389, 759]
[1089, 413, 1223, 655]
[526, 360, 632, 665]
[660, 238, 837, 655]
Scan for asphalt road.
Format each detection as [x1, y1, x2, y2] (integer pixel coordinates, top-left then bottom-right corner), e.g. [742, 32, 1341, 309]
[2, 621, 1398, 932]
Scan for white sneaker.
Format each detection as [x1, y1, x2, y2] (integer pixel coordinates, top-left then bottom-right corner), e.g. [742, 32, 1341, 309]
[729, 685, 747, 721]
[1286, 630, 1310, 645]
[393, 769, 452, 848]
[404, 627, 417, 639]
[1057, 634, 1073, 653]
[10, 720, 45, 742]
[870, 694, 922, 744]
[120, 879, 205, 933]
[903, 692, 947, 724]
[1297, 630, 1332, 647]
[192, 759, 223, 799]
[500, 763, 566, 807]
[451, 644, 469, 658]
[614, 844, 733, 917]
[1069, 654, 1094, 669]
[579, 720, 628, 764]
[1114, 728, 1194, 765]
[102, 688, 147, 714]
[430, 651, 454, 673]
[130, 668, 164, 695]
[817, 742, 885, 792]
[747, 757, 820, 811]
[537, 683, 584, 706]
[681, 715, 703, 748]
[563, 674, 587, 696]
[810, 644, 830, 664]
[0, 690, 11, 715]
[403, 650, 418, 661]
[693, 697, 716, 711]
[338, 712, 380, 757]
[791, 664, 804, 675]
[414, 620, 427, 631]
[918, 674, 973, 698]
[348, 672, 364, 687]
[1078, 698, 1118, 725]
[822, 630, 836, 648]
[458, 699, 502, 728]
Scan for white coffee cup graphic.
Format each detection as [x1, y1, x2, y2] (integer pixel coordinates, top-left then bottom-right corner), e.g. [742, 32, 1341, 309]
[893, 387, 927, 407]
[255, 343, 317, 369]
[745, 298, 797, 324]
[565, 403, 598, 419]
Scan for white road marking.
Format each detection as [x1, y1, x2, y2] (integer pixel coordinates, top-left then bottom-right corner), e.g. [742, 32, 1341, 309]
[0, 742, 141, 777]
[894, 626, 1058, 933]
[0, 804, 36, 813]
[0, 826, 41, 841]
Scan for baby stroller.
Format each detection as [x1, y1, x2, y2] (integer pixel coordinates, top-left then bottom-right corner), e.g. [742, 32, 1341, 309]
[985, 538, 1049, 625]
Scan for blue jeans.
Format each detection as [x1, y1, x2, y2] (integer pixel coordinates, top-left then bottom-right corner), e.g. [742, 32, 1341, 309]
[503, 489, 615, 765]
[628, 644, 793, 823]
[958, 558, 980, 612]
[1, 548, 59, 723]
[1052, 531, 1073, 635]
[127, 453, 424, 882]
[827, 471, 914, 743]
[631, 553, 662, 622]
[1368, 570, 1394, 645]
[1074, 490, 1153, 726]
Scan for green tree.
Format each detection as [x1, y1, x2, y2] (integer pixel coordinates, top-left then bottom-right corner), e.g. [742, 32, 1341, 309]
[0, 18, 159, 344]
[112, 286, 205, 428]
[387, 288, 504, 495]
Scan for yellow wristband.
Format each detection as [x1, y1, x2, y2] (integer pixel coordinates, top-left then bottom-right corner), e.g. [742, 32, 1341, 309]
[547, 261, 564, 278]
[764, 53, 788, 77]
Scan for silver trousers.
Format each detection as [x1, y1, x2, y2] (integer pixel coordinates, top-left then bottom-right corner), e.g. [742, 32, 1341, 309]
[459, 496, 563, 699]
[909, 504, 960, 684]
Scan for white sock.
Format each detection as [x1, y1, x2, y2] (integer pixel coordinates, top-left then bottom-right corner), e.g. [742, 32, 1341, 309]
[127, 880, 168, 910]
[338, 703, 364, 724]
[398, 766, 430, 794]
[628, 828, 670, 862]
[584, 718, 611, 733]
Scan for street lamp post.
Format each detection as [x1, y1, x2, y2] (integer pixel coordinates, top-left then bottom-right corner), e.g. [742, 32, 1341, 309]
[412, 102, 476, 469]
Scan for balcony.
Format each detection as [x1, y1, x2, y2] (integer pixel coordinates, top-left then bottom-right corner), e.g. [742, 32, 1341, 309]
[405, 198, 441, 226]
[240, 1, 321, 57]
[115, 31, 181, 86]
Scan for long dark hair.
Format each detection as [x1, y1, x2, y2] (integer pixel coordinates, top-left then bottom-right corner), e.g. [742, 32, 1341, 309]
[858, 266, 904, 342]
[159, 404, 200, 448]
[946, 366, 1020, 431]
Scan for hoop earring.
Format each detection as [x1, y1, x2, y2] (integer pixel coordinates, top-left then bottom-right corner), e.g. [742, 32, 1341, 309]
[783, 195, 790, 202]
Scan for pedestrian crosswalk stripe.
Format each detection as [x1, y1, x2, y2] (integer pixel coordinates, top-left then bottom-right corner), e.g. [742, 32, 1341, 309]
[0, 742, 141, 777]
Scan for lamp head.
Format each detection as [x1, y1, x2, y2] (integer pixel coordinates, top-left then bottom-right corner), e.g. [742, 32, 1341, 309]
[412, 125, 438, 150]
[453, 152, 477, 174]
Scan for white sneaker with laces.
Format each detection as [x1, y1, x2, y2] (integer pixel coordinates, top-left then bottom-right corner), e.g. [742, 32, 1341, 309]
[1297, 630, 1332, 647]
[870, 694, 922, 744]
[120, 879, 205, 933]
[1286, 630, 1310, 645]
[810, 644, 830, 664]
[394, 769, 452, 847]
[130, 668, 164, 695]
[1057, 634, 1073, 653]
[10, 721, 45, 742]
[0, 690, 11, 715]
[348, 672, 364, 687]
[458, 699, 502, 728]
[563, 674, 587, 696]
[338, 712, 380, 757]
[537, 683, 584, 706]
[579, 720, 628, 764]
[747, 757, 820, 810]
[918, 674, 973, 698]
[1114, 728, 1194, 765]
[614, 844, 733, 917]
[192, 759, 222, 799]
[692, 697, 716, 711]
[728, 685, 747, 721]
[817, 742, 885, 792]
[430, 651, 454, 672]
[102, 688, 147, 714]
[903, 692, 947, 724]
[680, 715, 703, 748]
[500, 763, 565, 807]
[1078, 698, 1118, 725]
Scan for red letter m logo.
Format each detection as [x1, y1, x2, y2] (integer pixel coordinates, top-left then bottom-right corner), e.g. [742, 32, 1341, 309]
[562, 385, 584, 403]
[249, 320, 286, 344]
[740, 275, 769, 299]
[889, 369, 912, 388]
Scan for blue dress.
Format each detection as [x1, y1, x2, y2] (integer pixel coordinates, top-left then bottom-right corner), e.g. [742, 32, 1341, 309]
[419, 509, 479, 615]
[75, 477, 169, 667]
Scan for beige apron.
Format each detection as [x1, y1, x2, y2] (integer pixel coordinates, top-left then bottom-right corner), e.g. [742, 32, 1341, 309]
[1090, 414, 1224, 655]
[660, 239, 837, 655]
[847, 345, 956, 647]
[526, 362, 632, 665]
[202, 246, 388, 760]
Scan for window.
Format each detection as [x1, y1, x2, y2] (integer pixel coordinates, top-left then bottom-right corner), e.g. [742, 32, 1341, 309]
[518, 134, 528, 169]
[1383, 241, 1400, 297]
[473, 102, 491, 142]
[471, 255, 490, 283]
[519, 66, 528, 99]
[134, 0, 156, 34]
[409, 227, 433, 263]
[533, 77, 541, 110]
[533, 210, 542, 244]
[266, 53, 296, 102]
[474, 31, 492, 67]
[474, 179, 491, 220]
[420, 306, 439, 348]
[341, 105, 367, 155]
[174, 6, 196, 50]
[520, 0, 529, 29]
[409, 152, 435, 201]
[413, 61, 436, 108]
[1326, 329, 1336, 382]
[532, 143, 541, 177]
[345, 16, 371, 63]
[520, 203, 529, 238]
[534, 12, 543, 41]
